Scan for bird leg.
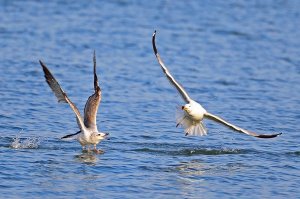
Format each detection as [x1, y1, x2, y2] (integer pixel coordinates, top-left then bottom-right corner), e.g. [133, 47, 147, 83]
[86, 145, 91, 153]
[93, 144, 104, 154]
[81, 146, 88, 153]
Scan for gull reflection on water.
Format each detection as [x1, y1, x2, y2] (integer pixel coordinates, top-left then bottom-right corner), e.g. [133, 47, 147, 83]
[177, 159, 245, 176]
[74, 152, 100, 165]
[176, 160, 207, 177]
[173, 158, 249, 198]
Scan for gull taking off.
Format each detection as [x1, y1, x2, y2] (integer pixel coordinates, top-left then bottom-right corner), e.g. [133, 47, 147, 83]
[152, 31, 281, 138]
[39, 52, 109, 153]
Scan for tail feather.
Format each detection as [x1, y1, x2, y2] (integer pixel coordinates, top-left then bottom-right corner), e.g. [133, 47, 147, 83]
[185, 121, 207, 136]
[176, 108, 207, 136]
[61, 131, 81, 140]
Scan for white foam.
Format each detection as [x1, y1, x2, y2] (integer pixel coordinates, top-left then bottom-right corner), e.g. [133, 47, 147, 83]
[10, 131, 42, 149]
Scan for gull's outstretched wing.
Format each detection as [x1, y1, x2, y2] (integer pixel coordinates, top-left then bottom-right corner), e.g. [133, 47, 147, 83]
[204, 112, 282, 138]
[83, 51, 102, 131]
[39, 60, 85, 131]
[152, 30, 192, 103]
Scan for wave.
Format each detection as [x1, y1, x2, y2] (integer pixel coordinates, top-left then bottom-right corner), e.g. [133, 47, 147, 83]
[133, 147, 246, 156]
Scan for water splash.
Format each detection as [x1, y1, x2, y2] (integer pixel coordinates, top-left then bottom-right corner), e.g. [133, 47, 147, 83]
[10, 131, 42, 149]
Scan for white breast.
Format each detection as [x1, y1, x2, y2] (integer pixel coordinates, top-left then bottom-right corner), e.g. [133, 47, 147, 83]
[188, 101, 207, 121]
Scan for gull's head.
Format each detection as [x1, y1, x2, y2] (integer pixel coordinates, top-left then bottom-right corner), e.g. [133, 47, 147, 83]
[182, 104, 192, 113]
[96, 132, 109, 141]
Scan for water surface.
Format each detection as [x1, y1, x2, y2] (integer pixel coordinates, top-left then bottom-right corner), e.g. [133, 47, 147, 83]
[0, 1, 299, 198]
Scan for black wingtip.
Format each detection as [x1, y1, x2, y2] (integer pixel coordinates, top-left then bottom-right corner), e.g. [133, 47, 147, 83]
[93, 50, 96, 73]
[92, 51, 100, 92]
[39, 60, 50, 75]
[93, 50, 96, 65]
[256, 132, 282, 138]
[39, 60, 45, 67]
[152, 30, 158, 55]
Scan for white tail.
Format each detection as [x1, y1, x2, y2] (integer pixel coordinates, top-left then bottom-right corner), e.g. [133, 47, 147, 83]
[185, 121, 207, 136]
[176, 108, 207, 136]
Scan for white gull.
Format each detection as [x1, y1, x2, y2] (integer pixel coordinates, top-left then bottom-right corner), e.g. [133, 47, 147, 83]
[152, 31, 281, 139]
[39, 51, 109, 153]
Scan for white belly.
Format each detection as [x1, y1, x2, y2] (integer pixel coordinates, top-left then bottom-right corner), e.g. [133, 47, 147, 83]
[77, 130, 101, 146]
[188, 101, 207, 121]
[77, 134, 89, 146]
[77, 130, 93, 146]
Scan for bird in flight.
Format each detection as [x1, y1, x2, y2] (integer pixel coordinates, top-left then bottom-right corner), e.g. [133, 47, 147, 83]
[152, 30, 281, 139]
[39, 51, 109, 153]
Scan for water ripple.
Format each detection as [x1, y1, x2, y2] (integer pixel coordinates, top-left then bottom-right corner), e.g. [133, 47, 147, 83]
[1, 0, 299, 198]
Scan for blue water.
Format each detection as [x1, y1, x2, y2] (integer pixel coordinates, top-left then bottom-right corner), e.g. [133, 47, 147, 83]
[1, 1, 299, 198]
